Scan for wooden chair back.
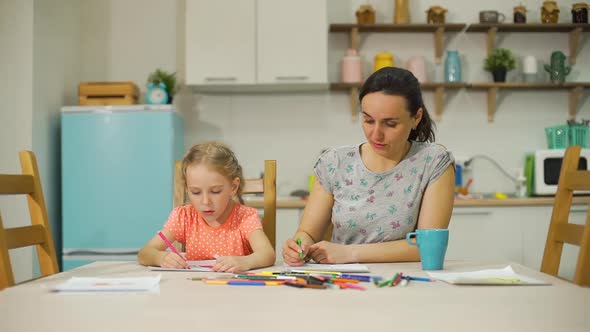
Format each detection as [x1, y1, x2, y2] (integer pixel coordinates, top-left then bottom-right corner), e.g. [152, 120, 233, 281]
[0, 151, 59, 290]
[174, 160, 277, 248]
[541, 145, 590, 286]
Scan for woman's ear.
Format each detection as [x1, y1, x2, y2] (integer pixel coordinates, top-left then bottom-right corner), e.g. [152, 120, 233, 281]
[414, 108, 424, 128]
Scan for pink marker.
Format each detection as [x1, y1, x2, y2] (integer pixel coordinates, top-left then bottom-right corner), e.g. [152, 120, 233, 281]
[157, 231, 186, 265]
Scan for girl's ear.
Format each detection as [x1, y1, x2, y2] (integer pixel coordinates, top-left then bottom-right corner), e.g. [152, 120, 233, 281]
[231, 177, 240, 196]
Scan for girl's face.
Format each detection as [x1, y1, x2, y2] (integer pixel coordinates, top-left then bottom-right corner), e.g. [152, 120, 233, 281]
[185, 163, 239, 225]
[361, 92, 422, 157]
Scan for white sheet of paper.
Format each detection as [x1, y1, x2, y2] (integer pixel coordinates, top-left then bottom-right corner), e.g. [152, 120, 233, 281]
[53, 275, 161, 292]
[284, 263, 370, 273]
[427, 266, 551, 285]
[148, 260, 216, 272]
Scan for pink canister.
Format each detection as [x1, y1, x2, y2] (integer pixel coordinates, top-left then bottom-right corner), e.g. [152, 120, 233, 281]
[406, 56, 427, 83]
[341, 49, 363, 83]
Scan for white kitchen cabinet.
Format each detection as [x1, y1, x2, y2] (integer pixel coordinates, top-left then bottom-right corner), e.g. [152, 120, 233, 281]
[447, 207, 522, 263]
[448, 205, 587, 281]
[185, 0, 327, 87]
[185, 0, 256, 85]
[256, 0, 327, 84]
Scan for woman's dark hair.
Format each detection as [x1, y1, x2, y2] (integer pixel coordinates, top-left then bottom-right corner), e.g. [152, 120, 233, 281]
[359, 67, 435, 142]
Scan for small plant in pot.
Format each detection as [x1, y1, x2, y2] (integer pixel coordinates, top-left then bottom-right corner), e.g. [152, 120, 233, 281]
[484, 48, 516, 82]
[147, 69, 177, 104]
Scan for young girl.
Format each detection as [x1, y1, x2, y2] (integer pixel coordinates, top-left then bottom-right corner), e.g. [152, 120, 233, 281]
[138, 142, 275, 273]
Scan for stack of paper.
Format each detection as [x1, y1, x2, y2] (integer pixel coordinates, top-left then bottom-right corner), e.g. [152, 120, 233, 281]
[427, 266, 551, 285]
[53, 275, 161, 293]
[284, 263, 370, 273]
[148, 260, 216, 272]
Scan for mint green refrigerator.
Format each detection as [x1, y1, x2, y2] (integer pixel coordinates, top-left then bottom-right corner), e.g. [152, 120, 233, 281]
[61, 105, 184, 270]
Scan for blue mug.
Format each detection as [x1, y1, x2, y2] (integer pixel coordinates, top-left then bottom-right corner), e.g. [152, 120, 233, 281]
[406, 229, 449, 270]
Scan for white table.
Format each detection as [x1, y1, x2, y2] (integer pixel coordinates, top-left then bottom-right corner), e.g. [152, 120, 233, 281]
[1, 261, 589, 332]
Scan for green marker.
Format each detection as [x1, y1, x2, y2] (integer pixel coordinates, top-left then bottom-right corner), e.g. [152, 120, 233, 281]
[296, 238, 304, 259]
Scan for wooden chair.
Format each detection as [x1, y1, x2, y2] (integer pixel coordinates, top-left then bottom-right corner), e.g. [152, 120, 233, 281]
[0, 151, 59, 290]
[541, 145, 590, 286]
[174, 160, 277, 248]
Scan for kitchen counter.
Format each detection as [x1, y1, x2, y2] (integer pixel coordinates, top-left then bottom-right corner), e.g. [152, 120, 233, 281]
[244, 196, 590, 209]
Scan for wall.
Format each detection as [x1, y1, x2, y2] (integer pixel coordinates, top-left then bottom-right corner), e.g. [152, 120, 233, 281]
[0, 0, 35, 283]
[184, 0, 590, 197]
[0, 0, 80, 281]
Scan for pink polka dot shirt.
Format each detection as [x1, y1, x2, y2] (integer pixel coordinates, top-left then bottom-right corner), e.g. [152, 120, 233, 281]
[163, 203, 262, 260]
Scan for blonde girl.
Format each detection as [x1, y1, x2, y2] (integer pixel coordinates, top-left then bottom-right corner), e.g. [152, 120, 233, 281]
[138, 142, 275, 273]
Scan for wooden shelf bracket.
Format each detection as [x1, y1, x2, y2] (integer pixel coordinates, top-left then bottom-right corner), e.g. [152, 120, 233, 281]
[486, 27, 498, 55]
[487, 87, 498, 122]
[350, 86, 359, 122]
[569, 27, 582, 65]
[350, 27, 359, 51]
[434, 86, 445, 121]
[569, 86, 584, 120]
[434, 27, 445, 64]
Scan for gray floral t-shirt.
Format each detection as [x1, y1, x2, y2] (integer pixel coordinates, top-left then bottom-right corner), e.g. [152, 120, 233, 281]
[313, 141, 454, 245]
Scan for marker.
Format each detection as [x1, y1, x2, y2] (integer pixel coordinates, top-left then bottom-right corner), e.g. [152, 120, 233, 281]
[402, 276, 436, 282]
[157, 231, 187, 267]
[296, 238, 304, 259]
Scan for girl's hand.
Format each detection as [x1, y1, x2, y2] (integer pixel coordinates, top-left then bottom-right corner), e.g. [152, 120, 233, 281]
[281, 238, 308, 266]
[307, 241, 353, 264]
[160, 252, 188, 268]
[212, 256, 249, 273]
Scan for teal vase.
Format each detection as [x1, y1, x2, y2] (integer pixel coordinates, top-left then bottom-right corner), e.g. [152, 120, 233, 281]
[444, 50, 462, 83]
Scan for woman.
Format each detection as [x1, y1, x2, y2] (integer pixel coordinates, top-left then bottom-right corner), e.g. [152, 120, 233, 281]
[282, 67, 455, 265]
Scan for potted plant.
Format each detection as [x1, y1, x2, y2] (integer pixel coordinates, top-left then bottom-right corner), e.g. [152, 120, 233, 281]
[484, 48, 516, 82]
[147, 69, 177, 104]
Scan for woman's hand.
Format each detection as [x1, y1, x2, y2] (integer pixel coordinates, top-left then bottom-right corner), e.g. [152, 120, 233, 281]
[281, 238, 308, 266]
[212, 256, 249, 273]
[307, 241, 354, 264]
[160, 252, 188, 269]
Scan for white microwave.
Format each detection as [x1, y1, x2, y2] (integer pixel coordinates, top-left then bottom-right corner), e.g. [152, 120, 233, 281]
[534, 149, 590, 195]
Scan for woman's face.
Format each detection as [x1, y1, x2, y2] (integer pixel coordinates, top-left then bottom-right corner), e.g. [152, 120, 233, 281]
[185, 163, 239, 224]
[361, 92, 422, 157]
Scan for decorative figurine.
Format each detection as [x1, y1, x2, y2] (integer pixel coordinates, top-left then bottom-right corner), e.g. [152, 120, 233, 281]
[572, 3, 589, 23]
[356, 4, 376, 24]
[544, 51, 571, 83]
[426, 6, 447, 24]
[541, 1, 560, 24]
[514, 4, 527, 23]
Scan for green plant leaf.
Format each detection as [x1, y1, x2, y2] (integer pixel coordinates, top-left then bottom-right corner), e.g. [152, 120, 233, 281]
[147, 68, 177, 96]
[484, 48, 516, 72]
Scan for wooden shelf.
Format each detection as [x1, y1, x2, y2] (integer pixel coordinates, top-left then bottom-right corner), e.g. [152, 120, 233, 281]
[329, 23, 467, 33]
[468, 82, 590, 122]
[331, 82, 590, 123]
[466, 23, 590, 33]
[329, 23, 467, 66]
[330, 82, 466, 122]
[466, 23, 589, 64]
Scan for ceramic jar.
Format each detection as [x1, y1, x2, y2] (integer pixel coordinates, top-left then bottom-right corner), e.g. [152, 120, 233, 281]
[541, 1, 560, 23]
[374, 52, 394, 72]
[341, 49, 363, 83]
[444, 50, 462, 83]
[522, 55, 538, 83]
[572, 3, 589, 23]
[426, 6, 447, 24]
[514, 5, 527, 23]
[406, 56, 427, 83]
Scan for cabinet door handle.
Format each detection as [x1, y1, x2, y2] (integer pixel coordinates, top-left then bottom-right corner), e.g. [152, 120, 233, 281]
[205, 77, 237, 82]
[275, 76, 309, 81]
